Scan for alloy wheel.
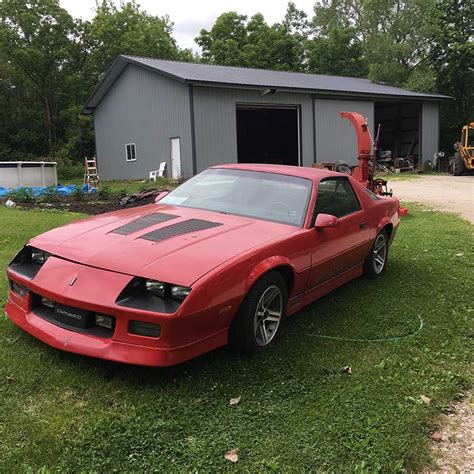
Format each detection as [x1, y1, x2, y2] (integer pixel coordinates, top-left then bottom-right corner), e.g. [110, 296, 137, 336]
[373, 234, 387, 274]
[254, 285, 283, 346]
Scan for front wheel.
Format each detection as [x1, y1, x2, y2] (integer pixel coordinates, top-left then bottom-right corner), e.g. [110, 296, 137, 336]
[363, 231, 388, 278]
[229, 271, 287, 354]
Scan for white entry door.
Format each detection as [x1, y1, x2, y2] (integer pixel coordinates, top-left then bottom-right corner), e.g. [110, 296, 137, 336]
[170, 138, 181, 179]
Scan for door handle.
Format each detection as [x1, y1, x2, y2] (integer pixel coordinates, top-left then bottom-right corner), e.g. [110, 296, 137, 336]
[359, 222, 368, 229]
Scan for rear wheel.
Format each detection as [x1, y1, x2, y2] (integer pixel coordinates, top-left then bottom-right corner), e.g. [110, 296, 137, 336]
[336, 162, 352, 175]
[363, 231, 388, 278]
[229, 271, 287, 354]
[452, 152, 465, 176]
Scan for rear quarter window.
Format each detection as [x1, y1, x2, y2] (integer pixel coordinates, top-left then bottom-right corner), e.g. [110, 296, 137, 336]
[365, 188, 381, 200]
[313, 178, 361, 219]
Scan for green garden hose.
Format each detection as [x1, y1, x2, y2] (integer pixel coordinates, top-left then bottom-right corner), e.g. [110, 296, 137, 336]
[306, 303, 424, 342]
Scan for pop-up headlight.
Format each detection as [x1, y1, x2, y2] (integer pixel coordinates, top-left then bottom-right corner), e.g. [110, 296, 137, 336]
[144, 280, 166, 298]
[9, 246, 53, 279]
[116, 278, 191, 314]
[170, 284, 191, 301]
[30, 248, 51, 265]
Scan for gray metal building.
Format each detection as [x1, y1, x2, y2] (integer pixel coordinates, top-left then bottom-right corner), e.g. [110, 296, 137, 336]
[83, 55, 449, 180]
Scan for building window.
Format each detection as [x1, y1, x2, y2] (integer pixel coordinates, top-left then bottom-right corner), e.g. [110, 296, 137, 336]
[125, 143, 136, 162]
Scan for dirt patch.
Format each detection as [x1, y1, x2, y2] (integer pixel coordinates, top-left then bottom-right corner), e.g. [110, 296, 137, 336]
[429, 393, 473, 471]
[390, 175, 474, 223]
[0, 190, 164, 215]
[15, 196, 155, 215]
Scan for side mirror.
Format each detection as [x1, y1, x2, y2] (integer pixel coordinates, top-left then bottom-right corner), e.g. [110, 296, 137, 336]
[154, 191, 169, 203]
[314, 213, 339, 229]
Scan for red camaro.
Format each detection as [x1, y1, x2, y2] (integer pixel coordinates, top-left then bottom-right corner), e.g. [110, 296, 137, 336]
[5, 164, 400, 366]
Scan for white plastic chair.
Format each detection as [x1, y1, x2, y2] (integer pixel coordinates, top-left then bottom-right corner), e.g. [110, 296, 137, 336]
[149, 162, 166, 181]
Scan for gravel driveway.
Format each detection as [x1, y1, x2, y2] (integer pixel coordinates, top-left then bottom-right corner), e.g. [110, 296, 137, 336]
[390, 175, 474, 223]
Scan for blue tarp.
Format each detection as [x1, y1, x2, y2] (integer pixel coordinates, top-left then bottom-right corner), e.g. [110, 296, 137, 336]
[0, 184, 94, 197]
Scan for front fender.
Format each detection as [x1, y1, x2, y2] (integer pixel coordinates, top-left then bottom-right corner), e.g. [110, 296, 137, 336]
[245, 256, 295, 292]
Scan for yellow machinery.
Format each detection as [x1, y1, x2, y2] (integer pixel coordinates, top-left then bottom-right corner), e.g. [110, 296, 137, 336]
[452, 122, 474, 175]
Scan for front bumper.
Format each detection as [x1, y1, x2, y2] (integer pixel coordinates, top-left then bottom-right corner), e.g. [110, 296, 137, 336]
[4, 257, 228, 367]
[5, 299, 226, 366]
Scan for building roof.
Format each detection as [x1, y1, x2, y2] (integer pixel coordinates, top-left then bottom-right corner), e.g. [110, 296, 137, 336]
[83, 54, 450, 113]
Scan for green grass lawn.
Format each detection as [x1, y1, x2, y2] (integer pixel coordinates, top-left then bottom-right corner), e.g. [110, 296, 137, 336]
[376, 172, 422, 181]
[62, 177, 178, 194]
[0, 205, 472, 471]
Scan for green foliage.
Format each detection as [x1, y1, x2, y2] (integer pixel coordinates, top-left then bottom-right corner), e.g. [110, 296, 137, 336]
[70, 186, 85, 201]
[0, 0, 186, 164]
[196, 6, 307, 71]
[57, 163, 83, 181]
[114, 188, 128, 198]
[0, 205, 472, 471]
[83, 1, 185, 85]
[0, 0, 470, 163]
[39, 187, 60, 203]
[0, 0, 82, 157]
[430, 0, 474, 151]
[5, 187, 35, 202]
[96, 185, 111, 199]
[306, 28, 367, 77]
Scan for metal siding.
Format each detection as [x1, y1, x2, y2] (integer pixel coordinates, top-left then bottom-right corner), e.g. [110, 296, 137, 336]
[421, 102, 439, 164]
[314, 99, 374, 165]
[193, 86, 315, 171]
[94, 65, 193, 180]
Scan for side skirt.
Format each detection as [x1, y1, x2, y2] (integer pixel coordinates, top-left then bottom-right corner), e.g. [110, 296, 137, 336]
[286, 264, 363, 316]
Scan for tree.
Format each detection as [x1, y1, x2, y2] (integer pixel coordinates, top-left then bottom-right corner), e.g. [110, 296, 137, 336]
[0, 0, 81, 156]
[362, 0, 438, 91]
[196, 12, 249, 66]
[84, 1, 184, 84]
[0, 0, 188, 163]
[430, 0, 474, 150]
[196, 7, 307, 71]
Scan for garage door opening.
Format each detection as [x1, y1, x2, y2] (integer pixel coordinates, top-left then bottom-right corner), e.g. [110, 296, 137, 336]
[236, 106, 300, 166]
[375, 102, 421, 169]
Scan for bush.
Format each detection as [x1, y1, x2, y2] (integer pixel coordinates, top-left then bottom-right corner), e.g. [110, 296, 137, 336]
[5, 187, 36, 202]
[114, 188, 128, 198]
[97, 185, 112, 200]
[40, 187, 61, 202]
[71, 186, 85, 201]
[57, 163, 84, 181]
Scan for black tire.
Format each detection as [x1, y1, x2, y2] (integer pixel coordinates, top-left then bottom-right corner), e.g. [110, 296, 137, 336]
[229, 271, 288, 354]
[363, 230, 388, 279]
[452, 152, 465, 176]
[336, 163, 352, 175]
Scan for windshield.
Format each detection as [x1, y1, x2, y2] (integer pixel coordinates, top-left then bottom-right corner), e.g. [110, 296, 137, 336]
[467, 128, 474, 147]
[160, 169, 312, 227]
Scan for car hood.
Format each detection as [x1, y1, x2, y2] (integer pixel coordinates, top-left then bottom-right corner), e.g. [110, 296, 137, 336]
[29, 204, 298, 286]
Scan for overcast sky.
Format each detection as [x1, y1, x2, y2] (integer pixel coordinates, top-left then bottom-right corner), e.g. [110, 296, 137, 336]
[60, 0, 317, 51]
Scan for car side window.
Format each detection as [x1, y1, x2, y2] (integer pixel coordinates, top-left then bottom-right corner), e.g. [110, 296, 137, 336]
[313, 178, 361, 219]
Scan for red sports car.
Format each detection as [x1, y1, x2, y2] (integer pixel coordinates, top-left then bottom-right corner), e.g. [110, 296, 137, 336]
[5, 164, 400, 366]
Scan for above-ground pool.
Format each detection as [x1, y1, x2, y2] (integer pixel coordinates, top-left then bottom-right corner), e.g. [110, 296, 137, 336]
[0, 161, 58, 188]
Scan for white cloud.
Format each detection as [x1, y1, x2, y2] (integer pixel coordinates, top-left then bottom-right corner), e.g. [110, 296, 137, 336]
[59, 0, 316, 51]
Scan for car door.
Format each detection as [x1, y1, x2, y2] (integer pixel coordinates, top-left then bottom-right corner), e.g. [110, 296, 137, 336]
[307, 177, 370, 289]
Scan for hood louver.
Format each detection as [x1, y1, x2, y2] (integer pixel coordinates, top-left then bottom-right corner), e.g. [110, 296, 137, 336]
[112, 212, 179, 235]
[140, 219, 223, 242]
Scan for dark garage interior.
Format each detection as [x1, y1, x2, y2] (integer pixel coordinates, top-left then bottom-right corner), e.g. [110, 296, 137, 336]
[374, 102, 421, 168]
[236, 106, 299, 166]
